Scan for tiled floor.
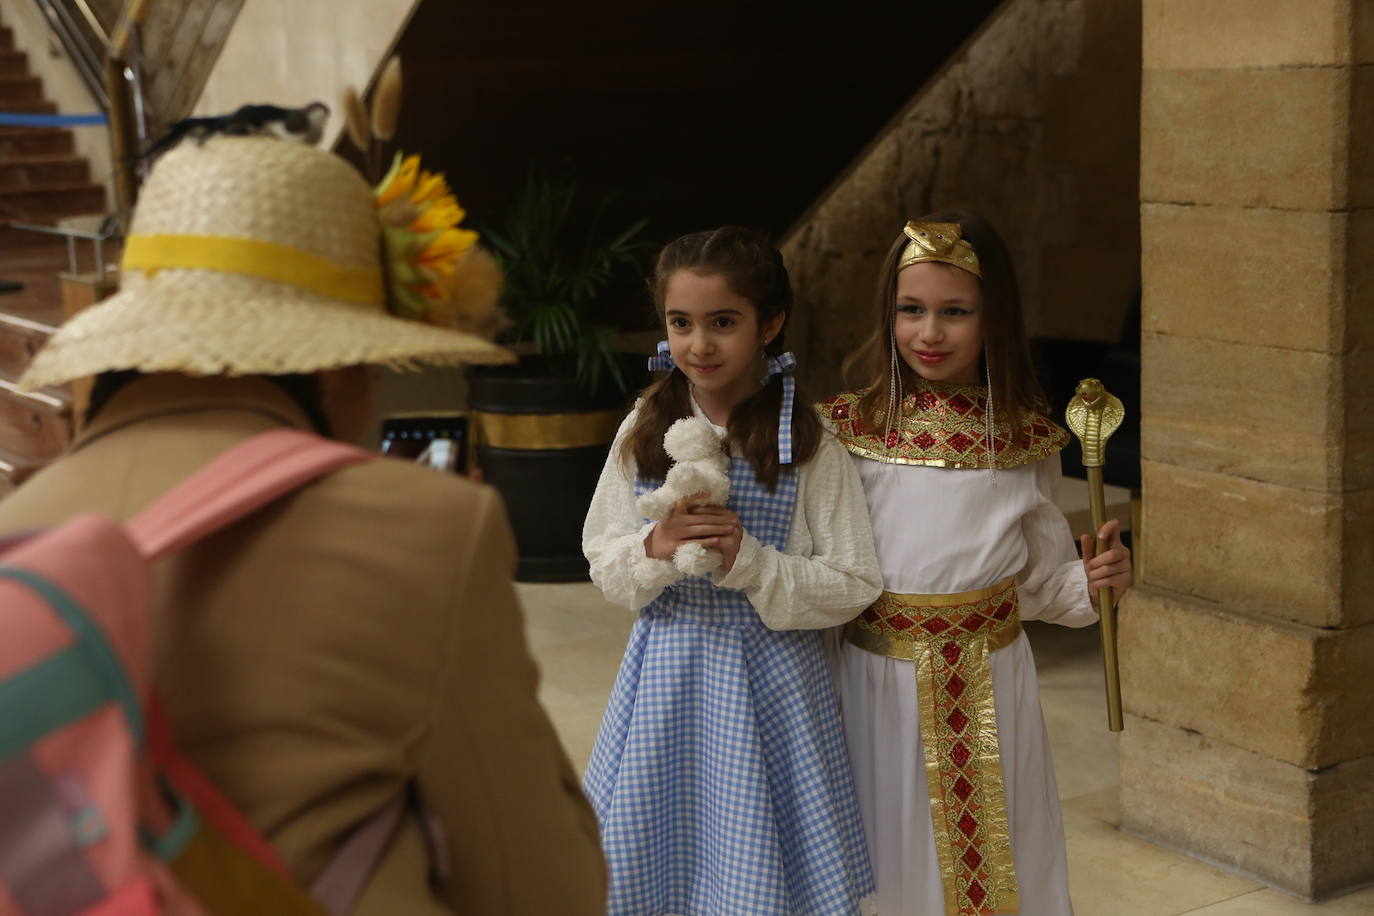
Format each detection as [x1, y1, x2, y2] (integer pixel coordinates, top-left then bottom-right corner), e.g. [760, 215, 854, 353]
[517, 581, 1374, 916]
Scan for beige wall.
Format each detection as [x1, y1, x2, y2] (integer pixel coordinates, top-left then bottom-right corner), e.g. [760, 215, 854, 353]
[0, 0, 114, 196]
[194, 0, 419, 148]
[781, 0, 1141, 395]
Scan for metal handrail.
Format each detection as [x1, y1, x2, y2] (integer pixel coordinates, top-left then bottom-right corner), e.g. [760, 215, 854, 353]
[68, 0, 110, 45]
[29, 0, 110, 110]
[8, 220, 121, 283]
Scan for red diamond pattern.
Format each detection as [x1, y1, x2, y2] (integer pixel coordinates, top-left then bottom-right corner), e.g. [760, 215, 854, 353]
[946, 673, 966, 699]
[912, 431, 938, 450]
[957, 811, 979, 838]
[950, 742, 971, 768]
[921, 617, 952, 636]
[946, 708, 969, 734]
[888, 614, 915, 631]
[952, 776, 974, 802]
[967, 880, 988, 908]
[940, 642, 963, 665]
[946, 432, 975, 452]
[962, 846, 984, 871]
[947, 393, 975, 415]
[916, 391, 940, 410]
[993, 600, 1014, 620]
[831, 403, 850, 420]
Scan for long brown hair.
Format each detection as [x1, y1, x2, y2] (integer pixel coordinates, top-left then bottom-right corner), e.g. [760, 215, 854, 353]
[621, 226, 823, 489]
[841, 210, 1048, 446]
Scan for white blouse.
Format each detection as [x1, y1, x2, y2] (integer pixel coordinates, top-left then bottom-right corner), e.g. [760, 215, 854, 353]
[852, 455, 1096, 627]
[582, 404, 884, 630]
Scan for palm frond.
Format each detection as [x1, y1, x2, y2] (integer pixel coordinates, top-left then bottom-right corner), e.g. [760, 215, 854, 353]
[486, 173, 649, 393]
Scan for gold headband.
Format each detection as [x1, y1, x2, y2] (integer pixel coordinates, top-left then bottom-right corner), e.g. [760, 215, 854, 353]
[897, 221, 980, 278]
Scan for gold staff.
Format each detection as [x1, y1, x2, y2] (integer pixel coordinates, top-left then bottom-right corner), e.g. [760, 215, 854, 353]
[1065, 378, 1126, 732]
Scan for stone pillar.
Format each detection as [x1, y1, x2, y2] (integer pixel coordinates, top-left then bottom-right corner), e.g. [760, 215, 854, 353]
[1123, 0, 1374, 899]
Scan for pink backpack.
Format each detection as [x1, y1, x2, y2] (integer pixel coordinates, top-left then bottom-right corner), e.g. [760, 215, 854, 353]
[0, 429, 409, 916]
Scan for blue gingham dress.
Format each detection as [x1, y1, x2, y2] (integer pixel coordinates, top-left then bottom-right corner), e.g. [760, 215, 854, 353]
[583, 456, 875, 915]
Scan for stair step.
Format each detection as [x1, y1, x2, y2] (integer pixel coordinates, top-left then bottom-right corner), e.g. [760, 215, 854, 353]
[0, 376, 71, 464]
[0, 312, 55, 380]
[0, 74, 42, 103]
[0, 244, 78, 323]
[0, 155, 90, 187]
[0, 127, 75, 156]
[0, 99, 57, 115]
[0, 50, 24, 76]
[0, 182, 106, 216]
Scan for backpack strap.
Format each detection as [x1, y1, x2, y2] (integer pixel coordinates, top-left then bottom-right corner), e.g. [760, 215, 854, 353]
[128, 428, 373, 560]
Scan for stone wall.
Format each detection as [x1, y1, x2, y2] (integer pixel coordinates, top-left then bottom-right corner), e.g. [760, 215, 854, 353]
[1122, 0, 1374, 899]
[780, 0, 1141, 395]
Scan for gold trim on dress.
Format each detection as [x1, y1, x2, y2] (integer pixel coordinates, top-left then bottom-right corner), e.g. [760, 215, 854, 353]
[846, 615, 1021, 660]
[818, 387, 1068, 470]
[845, 579, 1023, 916]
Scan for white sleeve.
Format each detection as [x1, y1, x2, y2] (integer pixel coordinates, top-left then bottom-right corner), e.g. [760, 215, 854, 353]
[582, 411, 682, 610]
[714, 434, 883, 630]
[1016, 458, 1097, 628]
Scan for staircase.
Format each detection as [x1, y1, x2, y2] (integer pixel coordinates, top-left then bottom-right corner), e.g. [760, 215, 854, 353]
[0, 13, 106, 495]
[0, 39, 106, 243]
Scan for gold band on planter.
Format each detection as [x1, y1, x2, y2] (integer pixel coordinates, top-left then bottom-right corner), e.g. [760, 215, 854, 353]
[473, 408, 624, 450]
[845, 578, 1022, 916]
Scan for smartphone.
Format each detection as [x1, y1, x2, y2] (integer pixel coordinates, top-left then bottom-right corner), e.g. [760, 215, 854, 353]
[379, 412, 470, 474]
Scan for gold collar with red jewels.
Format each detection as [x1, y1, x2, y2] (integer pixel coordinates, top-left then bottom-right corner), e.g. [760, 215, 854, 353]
[818, 384, 1069, 469]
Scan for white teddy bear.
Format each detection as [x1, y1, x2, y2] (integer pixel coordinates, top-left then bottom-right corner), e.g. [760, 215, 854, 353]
[634, 415, 731, 584]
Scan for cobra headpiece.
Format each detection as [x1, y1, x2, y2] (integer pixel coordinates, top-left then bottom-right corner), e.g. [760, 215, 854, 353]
[897, 221, 980, 278]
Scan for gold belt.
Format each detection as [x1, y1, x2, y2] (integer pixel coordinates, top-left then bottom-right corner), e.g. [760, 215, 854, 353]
[845, 578, 1022, 916]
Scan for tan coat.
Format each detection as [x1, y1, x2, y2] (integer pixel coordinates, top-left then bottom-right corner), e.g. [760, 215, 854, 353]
[0, 375, 606, 915]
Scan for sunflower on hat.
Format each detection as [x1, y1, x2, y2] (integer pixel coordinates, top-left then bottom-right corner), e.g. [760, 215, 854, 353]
[346, 59, 506, 341]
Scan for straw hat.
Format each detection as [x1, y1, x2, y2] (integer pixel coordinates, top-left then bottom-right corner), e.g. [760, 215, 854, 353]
[20, 135, 512, 390]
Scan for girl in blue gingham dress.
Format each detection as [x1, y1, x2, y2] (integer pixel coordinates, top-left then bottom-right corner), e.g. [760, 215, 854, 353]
[582, 227, 882, 915]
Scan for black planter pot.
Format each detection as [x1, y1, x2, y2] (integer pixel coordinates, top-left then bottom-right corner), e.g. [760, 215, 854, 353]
[468, 354, 647, 582]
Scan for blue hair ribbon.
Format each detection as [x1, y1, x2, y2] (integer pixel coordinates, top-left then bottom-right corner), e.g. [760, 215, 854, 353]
[647, 339, 675, 372]
[764, 352, 797, 465]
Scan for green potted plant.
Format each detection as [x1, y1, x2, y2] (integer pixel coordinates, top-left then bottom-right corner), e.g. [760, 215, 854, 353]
[468, 175, 651, 581]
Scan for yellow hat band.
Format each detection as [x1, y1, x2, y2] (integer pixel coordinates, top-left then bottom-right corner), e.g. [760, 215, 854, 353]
[897, 221, 980, 278]
[122, 234, 386, 307]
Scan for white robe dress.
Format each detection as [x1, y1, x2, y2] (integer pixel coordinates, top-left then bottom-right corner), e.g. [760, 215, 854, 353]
[837, 454, 1096, 916]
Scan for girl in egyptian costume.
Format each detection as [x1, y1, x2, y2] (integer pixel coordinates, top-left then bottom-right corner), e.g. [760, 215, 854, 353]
[820, 213, 1133, 915]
